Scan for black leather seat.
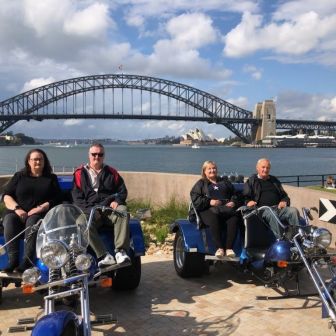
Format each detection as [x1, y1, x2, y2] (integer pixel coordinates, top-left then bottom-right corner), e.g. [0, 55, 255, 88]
[244, 213, 276, 260]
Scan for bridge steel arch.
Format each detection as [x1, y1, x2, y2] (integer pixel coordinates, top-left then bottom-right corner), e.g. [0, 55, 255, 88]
[0, 74, 257, 143]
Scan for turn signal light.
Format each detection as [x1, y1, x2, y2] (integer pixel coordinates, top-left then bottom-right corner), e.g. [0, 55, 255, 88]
[277, 260, 288, 268]
[22, 284, 34, 294]
[100, 277, 112, 288]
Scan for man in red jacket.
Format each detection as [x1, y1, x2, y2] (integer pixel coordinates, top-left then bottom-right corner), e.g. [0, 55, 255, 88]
[72, 143, 130, 267]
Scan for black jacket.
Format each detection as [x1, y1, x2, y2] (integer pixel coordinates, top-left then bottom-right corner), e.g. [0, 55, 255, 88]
[71, 165, 127, 215]
[190, 177, 240, 212]
[243, 174, 290, 206]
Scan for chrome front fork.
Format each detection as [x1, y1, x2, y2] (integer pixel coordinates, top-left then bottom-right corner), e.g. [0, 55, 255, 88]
[293, 235, 336, 324]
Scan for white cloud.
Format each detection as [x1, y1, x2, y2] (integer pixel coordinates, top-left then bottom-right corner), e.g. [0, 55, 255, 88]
[125, 14, 145, 29]
[166, 13, 218, 49]
[243, 64, 262, 80]
[226, 96, 249, 109]
[122, 0, 259, 31]
[64, 3, 111, 38]
[330, 97, 336, 112]
[21, 77, 55, 92]
[148, 13, 230, 79]
[277, 91, 336, 121]
[224, 9, 336, 58]
[273, 0, 336, 21]
[23, 0, 71, 37]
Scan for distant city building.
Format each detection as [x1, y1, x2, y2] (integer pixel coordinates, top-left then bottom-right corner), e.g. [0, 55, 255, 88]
[0, 135, 14, 141]
[262, 134, 336, 148]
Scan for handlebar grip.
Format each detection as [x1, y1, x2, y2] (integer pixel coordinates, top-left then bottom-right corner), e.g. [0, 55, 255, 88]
[244, 210, 258, 219]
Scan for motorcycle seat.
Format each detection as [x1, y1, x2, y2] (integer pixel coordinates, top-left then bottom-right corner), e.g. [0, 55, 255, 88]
[244, 213, 276, 250]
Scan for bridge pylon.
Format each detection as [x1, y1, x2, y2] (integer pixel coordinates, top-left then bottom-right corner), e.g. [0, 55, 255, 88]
[253, 100, 276, 143]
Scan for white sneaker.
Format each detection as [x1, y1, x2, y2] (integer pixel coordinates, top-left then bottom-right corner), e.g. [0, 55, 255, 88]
[115, 250, 131, 264]
[98, 253, 116, 268]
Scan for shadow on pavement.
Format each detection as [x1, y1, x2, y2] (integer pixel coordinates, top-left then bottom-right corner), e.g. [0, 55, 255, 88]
[0, 256, 330, 335]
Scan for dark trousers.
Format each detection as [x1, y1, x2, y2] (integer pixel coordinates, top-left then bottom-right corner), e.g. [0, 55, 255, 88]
[3, 212, 41, 261]
[199, 207, 241, 249]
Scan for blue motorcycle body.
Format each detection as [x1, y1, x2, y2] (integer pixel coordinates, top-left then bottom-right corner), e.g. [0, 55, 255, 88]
[0, 175, 146, 335]
[171, 183, 294, 278]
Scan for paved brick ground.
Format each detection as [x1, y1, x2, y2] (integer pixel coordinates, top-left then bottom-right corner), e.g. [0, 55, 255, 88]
[0, 254, 335, 336]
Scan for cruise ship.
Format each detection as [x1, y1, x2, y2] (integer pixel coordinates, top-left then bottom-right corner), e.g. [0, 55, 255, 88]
[262, 134, 336, 148]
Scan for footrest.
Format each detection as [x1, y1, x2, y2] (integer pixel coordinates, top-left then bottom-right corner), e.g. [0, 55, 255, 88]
[0, 271, 22, 279]
[17, 318, 35, 325]
[8, 325, 33, 333]
[94, 261, 131, 278]
[205, 255, 239, 262]
[91, 313, 117, 325]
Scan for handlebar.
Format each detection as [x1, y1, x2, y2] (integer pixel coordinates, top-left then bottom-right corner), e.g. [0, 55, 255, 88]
[237, 205, 258, 219]
[87, 205, 127, 228]
[237, 205, 286, 229]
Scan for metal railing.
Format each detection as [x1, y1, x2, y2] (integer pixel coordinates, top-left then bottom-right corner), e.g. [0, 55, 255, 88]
[278, 174, 336, 187]
[52, 166, 75, 173]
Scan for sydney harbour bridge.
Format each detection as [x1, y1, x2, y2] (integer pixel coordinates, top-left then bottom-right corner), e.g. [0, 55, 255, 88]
[0, 74, 335, 143]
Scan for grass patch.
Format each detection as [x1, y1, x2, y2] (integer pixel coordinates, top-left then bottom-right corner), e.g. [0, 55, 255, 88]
[128, 198, 189, 247]
[0, 202, 5, 217]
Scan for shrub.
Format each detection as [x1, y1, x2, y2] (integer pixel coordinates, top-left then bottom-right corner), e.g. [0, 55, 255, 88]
[128, 198, 188, 247]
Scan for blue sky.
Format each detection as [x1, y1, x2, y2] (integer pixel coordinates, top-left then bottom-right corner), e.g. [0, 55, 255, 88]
[0, 0, 336, 140]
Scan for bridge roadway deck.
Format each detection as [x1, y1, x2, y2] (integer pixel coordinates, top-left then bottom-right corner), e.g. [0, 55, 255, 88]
[0, 253, 334, 336]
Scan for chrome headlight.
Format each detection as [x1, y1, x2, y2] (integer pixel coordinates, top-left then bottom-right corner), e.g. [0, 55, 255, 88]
[75, 253, 92, 271]
[22, 267, 41, 285]
[40, 241, 68, 269]
[312, 228, 332, 248]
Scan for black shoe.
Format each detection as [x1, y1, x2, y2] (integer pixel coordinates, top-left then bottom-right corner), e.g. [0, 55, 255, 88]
[3, 263, 18, 273]
[3, 255, 19, 273]
[15, 259, 33, 273]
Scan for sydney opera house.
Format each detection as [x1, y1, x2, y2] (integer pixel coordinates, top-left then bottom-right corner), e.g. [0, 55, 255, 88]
[179, 128, 221, 146]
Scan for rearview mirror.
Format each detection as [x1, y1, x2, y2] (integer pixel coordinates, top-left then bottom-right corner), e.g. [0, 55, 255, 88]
[135, 208, 152, 220]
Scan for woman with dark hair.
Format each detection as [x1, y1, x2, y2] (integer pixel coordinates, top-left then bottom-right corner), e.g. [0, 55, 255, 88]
[190, 160, 242, 258]
[2, 148, 62, 273]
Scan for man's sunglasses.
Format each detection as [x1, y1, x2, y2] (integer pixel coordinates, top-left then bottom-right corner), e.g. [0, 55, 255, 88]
[90, 152, 104, 157]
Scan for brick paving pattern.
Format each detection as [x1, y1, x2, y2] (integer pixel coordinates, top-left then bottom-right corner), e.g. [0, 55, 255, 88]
[0, 254, 334, 335]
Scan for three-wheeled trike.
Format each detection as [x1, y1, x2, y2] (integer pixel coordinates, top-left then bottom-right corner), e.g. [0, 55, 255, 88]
[0, 175, 146, 335]
[171, 182, 336, 331]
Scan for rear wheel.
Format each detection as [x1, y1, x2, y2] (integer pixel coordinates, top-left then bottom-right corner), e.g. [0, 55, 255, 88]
[173, 230, 206, 278]
[112, 254, 141, 290]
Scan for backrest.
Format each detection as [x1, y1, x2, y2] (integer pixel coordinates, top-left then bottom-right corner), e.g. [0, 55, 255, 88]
[57, 175, 74, 203]
[244, 213, 276, 249]
[188, 201, 206, 230]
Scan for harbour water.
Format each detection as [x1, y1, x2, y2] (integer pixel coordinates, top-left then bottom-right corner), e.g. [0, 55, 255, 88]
[0, 144, 335, 177]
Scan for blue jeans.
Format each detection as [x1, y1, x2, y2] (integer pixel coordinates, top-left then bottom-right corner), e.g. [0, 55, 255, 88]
[261, 206, 300, 239]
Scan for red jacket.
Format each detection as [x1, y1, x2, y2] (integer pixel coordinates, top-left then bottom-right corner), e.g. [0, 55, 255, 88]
[71, 165, 127, 215]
